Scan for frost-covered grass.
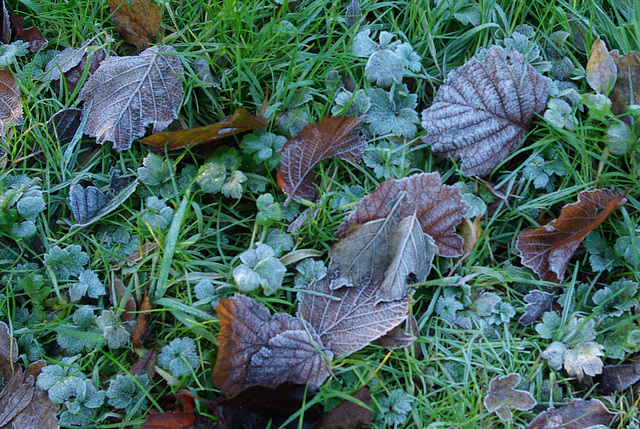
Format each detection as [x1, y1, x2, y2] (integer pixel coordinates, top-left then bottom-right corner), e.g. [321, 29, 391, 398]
[2, 0, 640, 427]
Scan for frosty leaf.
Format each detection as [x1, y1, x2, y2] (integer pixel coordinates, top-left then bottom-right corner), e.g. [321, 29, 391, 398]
[240, 131, 287, 171]
[108, 0, 161, 49]
[394, 42, 422, 72]
[69, 269, 106, 302]
[96, 310, 133, 349]
[0, 320, 17, 380]
[483, 373, 536, 421]
[598, 363, 640, 393]
[365, 49, 404, 87]
[331, 89, 371, 117]
[586, 38, 617, 93]
[337, 172, 469, 257]
[377, 214, 437, 303]
[221, 170, 246, 199]
[106, 374, 149, 416]
[516, 189, 626, 283]
[142, 196, 174, 230]
[535, 311, 561, 339]
[265, 229, 293, 257]
[454, 5, 481, 26]
[564, 341, 605, 380]
[43, 44, 88, 82]
[584, 230, 619, 272]
[79, 45, 184, 151]
[528, 399, 616, 429]
[592, 278, 638, 318]
[256, 193, 282, 226]
[540, 341, 567, 370]
[345, 0, 361, 27]
[277, 116, 366, 202]
[297, 276, 409, 357]
[142, 108, 266, 149]
[44, 244, 89, 280]
[379, 389, 413, 426]
[0, 41, 29, 67]
[68, 184, 107, 224]
[232, 243, 286, 295]
[211, 294, 333, 397]
[294, 259, 327, 288]
[351, 29, 378, 57]
[157, 337, 199, 378]
[435, 294, 464, 326]
[420, 45, 549, 176]
[0, 68, 23, 138]
[606, 122, 635, 155]
[544, 98, 575, 130]
[365, 84, 419, 139]
[518, 290, 554, 326]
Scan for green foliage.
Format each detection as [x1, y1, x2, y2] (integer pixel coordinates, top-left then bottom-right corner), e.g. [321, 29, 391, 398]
[142, 196, 174, 230]
[44, 245, 89, 280]
[256, 193, 282, 227]
[69, 270, 106, 302]
[57, 305, 102, 354]
[331, 88, 371, 117]
[96, 310, 134, 349]
[363, 140, 412, 179]
[157, 337, 200, 378]
[197, 148, 247, 198]
[232, 243, 286, 295]
[137, 152, 172, 187]
[0, 41, 30, 66]
[294, 259, 327, 288]
[264, 229, 293, 257]
[364, 84, 419, 139]
[0, 174, 45, 238]
[106, 374, 150, 417]
[378, 389, 413, 426]
[239, 131, 286, 171]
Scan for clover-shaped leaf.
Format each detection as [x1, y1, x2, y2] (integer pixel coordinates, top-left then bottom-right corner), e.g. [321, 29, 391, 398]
[240, 131, 287, 170]
[232, 243, 286, 295]
[483, 373, 536, 421]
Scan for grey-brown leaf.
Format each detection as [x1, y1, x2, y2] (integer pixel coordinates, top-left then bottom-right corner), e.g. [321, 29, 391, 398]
[0, 68, 23, 138]
[297, 276, 409, 357]
[79, 45, 184, 151]
[43, 43, 90, 81]
[421, 45, 549, 176]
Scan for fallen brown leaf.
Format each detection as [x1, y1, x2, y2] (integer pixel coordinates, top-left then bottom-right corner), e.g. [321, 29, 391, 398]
[110, 275, 137, 322]
[586, 38, 617, 93]
[132, 286, 152, 348]
[0, 68, 23, 139]
[313, 387, 370, 429]
[130, 349, 157, 379]
[9, 14, 47, 52]
[141, 108, 266, 150]
[484, 373, 536, 421]
[597, 362, 640, 394]
[0, 0, 10, 44]
[610, 49, 640, 126]
[528, 398, 616, 428]
[516, 189, 626, 283]
[277, 116, 366, 203]
[109, 0, 162, 49]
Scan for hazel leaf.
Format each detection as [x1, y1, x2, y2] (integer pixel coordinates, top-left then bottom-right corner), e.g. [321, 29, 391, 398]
[420, 45, 549, 176]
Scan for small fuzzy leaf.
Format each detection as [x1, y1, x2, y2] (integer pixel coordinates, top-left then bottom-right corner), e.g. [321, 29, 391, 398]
[563, 341, 604, 380]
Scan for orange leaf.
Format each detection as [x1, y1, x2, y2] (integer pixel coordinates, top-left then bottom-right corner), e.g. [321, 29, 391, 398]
[108, 0, 161, 49]
[141, 108, 266, 149]
[516, 189, 626, 283]
[276, 116, 366, 203]
[586, 38, 617, 93]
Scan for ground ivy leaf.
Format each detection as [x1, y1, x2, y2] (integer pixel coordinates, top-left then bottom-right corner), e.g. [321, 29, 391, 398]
[483, 373, 536, 422]
[211, 294, 333, 397]
[79, 45, 184, 151]
[519, 290, 554, 326]
[516, 189, 626, 283]
[420, 45, 549, 176]
[276, 116, 366, 203]
[337, 172, 468, 257]
[297, 276, 409, 357]
[563, 340, 604, 380]
[528, 398, 616, 429]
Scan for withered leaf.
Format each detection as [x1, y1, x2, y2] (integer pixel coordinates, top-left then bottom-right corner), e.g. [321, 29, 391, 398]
[516, 189, 626, 283]
[372, 314, 418, 350]
[277, 116, 366, 203]
[420, 45, 549, 176]
[44, 42, 107, 93]
[79, 45, 184, 151]
[337, 173, 468, 257]
[132, 287, 152, 348]
[586, 38, 617, 93]
[528, 399, 616, 429]
[610, 49, 640, 125]
[47, 108, 82, 145]
[1, 0, 10, 44]
[141, 108, 266, 149]
[297, 276, 409, 357]
[110, 276, 137, 322]
[0, 321, 17, 381]
[9, 15, 47, 53]
[142, 390, 219, 429]
[313, 386, 370, 429]
[483, 373, 536, 422]
[109, 0, 162, 49]
[0, 370, 35, 427]
[0, 68, 23, 138]
[597, 363, 640, 394]
[130, 349, 157, 379]
[212, 294, 333, 397]
[518, 290, 554, 326]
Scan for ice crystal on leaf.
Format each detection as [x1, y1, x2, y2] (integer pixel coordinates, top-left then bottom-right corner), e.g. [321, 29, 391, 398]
[365, 84, 419, 139]
[421, 45, 549, 176]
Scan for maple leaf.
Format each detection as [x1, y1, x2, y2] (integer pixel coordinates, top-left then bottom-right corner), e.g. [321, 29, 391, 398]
[297, 276, 409, 357]
[0, 68, 23, 138]
[483, 373, 536, 421]
[276, 116, 366, 203]
[528, 399, 616, 429]
[142, 108, 266, 149]
[79, 45, 184, 151]
[516, 189, 626, 283]
[420, 45, 549, 176]
[211, 294, 333, 397]
[108, 0, 161, 49]
[336, 172, 469, 257]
